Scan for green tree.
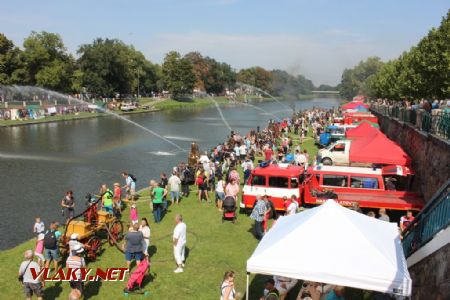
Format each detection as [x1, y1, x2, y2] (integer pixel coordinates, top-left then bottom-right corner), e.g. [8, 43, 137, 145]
[363, 11, 449, 100]
[184, 52, 208, 91]
[237, 67, 273, 92]
[0, 33, 26, 84]
[339, 57, 384, 99]
[203, 58, 235, 94]
[162, 51, 195, 98]
[22, 31, 75, 91]
[77, 38, 158, 97]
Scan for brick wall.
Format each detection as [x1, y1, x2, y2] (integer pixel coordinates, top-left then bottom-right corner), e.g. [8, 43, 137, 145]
[408, 243, 450, 299]
[373, 112, 450, 202]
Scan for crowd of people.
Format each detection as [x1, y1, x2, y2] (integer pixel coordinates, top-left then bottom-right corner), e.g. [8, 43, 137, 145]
[18, 106, 416, 300]
[373, 98, 450, 113]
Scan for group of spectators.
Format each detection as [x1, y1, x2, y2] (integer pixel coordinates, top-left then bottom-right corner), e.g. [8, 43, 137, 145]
[19, 105, 417, 300]
[373, 98, 450, 113]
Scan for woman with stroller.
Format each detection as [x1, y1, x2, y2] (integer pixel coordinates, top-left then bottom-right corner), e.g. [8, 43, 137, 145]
[225, 178, 240, 199]
[216, 176, 226, 211]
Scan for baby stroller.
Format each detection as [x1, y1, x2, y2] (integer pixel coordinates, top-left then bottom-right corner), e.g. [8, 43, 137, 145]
[123, 257, 150, 296]
[222, 195, 237, 223]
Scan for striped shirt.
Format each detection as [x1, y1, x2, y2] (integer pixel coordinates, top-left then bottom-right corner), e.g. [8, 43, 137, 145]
[66, 255, 86, 280]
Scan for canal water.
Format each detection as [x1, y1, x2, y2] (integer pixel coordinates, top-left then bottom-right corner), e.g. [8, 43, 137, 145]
[0, 97, 340, 249]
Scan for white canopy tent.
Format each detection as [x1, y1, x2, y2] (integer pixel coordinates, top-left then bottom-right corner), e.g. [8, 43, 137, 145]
[246, 200, 412, 299]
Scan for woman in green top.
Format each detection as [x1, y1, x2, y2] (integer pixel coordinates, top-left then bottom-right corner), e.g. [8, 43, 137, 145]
[152, 183, 166, 223]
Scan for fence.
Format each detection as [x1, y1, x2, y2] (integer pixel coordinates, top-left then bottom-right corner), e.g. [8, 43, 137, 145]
[371, 104, 450, 140]
[402, 180, 450, 258]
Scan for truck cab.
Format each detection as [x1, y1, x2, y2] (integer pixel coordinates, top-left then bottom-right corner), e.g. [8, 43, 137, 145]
[317, 125, 356, 147]
[317, 140, 351, 165]
[241, 164, 305, 212]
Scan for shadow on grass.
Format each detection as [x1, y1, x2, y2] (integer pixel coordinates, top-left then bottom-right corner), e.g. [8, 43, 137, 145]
[84, 279, 102, 299]
[148, 245, 157, 258]
[43, 281, 63, 300]
[185, 246, 191, 262]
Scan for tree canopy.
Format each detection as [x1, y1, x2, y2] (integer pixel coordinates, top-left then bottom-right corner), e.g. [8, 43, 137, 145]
[0, 30, 321, 99]
[340, 11, 450, 100]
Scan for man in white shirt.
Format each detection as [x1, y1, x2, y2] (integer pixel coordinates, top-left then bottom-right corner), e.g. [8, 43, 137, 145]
[296, 152, 307, 167]
[173, 214, 187, 273]
[199, 151, 210, 164]
[286, 195, 299, 215]
[19, 250, 44, 300]
[168, 171, 182, 205]
[68, 233, 83, 255]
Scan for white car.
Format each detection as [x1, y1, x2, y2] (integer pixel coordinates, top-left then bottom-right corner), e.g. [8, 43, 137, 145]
[120, 103, 137, 112]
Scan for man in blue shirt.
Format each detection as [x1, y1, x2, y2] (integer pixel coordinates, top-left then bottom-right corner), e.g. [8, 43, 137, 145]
[121, 172, 136, 201]
[250, 195, 266, 240]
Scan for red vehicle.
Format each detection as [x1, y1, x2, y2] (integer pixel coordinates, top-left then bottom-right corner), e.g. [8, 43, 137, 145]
[241, 164, 305, 211]
[342, 112, 378, 125]
[302, 165, 424, 211]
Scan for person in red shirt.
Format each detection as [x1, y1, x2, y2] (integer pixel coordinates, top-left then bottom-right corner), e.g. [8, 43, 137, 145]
[264, 147, 273, 161]
[400, 210, 415, 231]
[282, 196, 291, 212]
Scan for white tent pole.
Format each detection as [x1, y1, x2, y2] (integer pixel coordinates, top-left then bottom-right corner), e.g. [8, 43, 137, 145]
[246, 272, 250, 300]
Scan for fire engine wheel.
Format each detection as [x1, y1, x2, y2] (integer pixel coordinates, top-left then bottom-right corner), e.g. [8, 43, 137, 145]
[107, 220, 124, 246]
[322, 157, 332, 165]
[86, 236, 102, 260]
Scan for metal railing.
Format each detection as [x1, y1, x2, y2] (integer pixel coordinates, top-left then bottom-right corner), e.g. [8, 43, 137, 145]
[371, 104, 449, 140]
[402, 179, 450, 258]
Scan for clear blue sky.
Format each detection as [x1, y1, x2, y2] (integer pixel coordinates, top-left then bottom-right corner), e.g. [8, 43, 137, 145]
[1, 0, 448, 85]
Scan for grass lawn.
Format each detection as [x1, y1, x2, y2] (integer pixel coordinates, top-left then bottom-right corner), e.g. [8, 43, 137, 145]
[0, 127, 369, 300]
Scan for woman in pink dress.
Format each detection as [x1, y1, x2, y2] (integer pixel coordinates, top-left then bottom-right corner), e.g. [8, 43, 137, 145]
[225, 178, 240, 199]
[34, 233, 45, 266]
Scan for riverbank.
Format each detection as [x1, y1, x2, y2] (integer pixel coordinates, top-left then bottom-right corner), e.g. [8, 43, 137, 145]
[0, 95, 294, 127]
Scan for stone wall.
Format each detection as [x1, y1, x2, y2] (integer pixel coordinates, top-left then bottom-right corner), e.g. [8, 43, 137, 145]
[372, 111, 450, 202]
[408, 243, 450, 299]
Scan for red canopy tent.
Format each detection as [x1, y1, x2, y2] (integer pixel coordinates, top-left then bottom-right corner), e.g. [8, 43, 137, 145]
[341, 101, 369, 110]
[349, 131, 411, 166]
[346, 121, 380, 138]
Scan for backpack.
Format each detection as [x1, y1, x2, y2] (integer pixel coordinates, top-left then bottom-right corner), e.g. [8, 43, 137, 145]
[129, 174, 137, 182]
[44, 230, 57, 249]
[196, 176, 204, 186]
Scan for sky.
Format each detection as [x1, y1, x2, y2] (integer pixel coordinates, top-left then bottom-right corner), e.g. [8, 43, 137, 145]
[0, 0, 448, 85]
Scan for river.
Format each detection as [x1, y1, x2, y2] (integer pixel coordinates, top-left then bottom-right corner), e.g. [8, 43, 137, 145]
[0, 97, 340, 249]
